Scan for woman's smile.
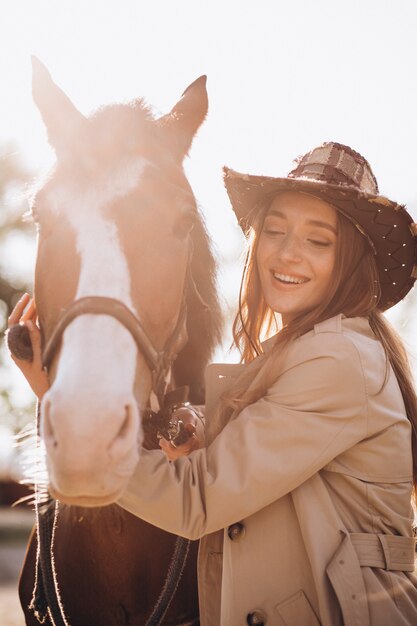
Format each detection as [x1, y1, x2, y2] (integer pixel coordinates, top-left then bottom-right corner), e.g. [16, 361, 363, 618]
[271, 270, 310, 286]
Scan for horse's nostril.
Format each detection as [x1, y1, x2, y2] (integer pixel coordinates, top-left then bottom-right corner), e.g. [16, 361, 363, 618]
[108, 404, 137, 460]
[117, 407, 130, 439]
[42, 399, 58, 450]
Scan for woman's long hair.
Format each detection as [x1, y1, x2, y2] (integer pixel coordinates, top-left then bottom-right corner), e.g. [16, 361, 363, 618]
[217, 197, 417, 503]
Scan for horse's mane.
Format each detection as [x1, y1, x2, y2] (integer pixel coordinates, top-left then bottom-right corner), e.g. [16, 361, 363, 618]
[173, 210, 223, 404]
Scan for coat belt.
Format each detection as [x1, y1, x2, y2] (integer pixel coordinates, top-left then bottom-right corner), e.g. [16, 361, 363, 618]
[350, 532, 416, 572]
[326, 531, 416, 626]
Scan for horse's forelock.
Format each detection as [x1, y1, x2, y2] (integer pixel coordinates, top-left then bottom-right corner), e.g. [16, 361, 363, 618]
[89, 99, 154, 132]
[48, 100, 187, 178]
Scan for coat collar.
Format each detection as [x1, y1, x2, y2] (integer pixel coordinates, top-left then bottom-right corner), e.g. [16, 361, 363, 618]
[261, 314, 373, 353]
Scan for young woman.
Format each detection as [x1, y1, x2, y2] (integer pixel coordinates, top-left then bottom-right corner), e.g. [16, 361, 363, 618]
[9, 142, 417, 625]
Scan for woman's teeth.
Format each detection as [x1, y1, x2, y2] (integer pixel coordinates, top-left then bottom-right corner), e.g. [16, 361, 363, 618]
[273, 272, 308, 284]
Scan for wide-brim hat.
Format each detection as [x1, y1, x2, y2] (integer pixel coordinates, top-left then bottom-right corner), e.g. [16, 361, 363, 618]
[223, 141, 417, 311]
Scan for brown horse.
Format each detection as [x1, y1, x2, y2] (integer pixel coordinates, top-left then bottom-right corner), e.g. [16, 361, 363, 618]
[17, 59, 222, 625]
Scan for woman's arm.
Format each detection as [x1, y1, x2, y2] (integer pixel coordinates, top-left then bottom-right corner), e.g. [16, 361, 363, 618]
[118, 334, 369, 539]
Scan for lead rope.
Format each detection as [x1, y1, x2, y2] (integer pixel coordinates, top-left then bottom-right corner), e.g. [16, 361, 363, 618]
[144, 537, 191, 626]
[30, 402, 69, 626]
[37, 501, 68, 626]
[143, 389, 193, 625]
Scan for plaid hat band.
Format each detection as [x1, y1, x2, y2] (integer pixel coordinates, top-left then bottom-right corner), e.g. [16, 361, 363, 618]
[288, 143, 379, 195]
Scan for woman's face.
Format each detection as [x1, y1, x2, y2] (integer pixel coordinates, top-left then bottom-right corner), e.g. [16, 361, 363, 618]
[256, 191, 338, 324]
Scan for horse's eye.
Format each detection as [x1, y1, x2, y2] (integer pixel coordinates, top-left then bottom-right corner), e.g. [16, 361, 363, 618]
[174, 212, 196, 239]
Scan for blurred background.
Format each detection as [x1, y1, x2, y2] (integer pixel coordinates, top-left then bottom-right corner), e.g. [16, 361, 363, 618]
[1, 0, 417, 623]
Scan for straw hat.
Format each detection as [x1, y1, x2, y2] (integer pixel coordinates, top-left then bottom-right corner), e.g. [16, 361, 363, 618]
[224, 142, 417, 310]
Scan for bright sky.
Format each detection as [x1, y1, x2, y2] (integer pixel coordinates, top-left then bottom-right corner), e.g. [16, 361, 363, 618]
[1, 0, 417, 407]
[2, 1, 417, 222]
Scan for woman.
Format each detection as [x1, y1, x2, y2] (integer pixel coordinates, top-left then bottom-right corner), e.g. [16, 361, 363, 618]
[9, 142, 417, 625]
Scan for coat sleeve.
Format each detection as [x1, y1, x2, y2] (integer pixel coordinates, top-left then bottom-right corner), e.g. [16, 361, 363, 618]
[118, 333, 369, 539]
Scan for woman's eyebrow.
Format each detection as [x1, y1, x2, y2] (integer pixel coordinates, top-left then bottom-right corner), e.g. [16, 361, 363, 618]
[306, 219, 337, 235]
[267, 210, 337, 234]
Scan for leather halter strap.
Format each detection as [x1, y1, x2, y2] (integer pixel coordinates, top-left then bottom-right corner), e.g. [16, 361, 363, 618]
[42, 295, 187, 406]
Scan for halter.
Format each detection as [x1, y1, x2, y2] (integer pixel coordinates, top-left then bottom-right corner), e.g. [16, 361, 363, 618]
[42, 294, 187, 409]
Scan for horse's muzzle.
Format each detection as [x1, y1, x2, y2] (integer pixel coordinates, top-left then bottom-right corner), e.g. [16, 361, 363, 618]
[41, 393, 141, 505]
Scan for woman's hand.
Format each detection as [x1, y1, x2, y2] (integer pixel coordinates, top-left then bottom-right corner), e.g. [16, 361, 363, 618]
[7, 293, 50, 400]
[159, 406, 201, 461]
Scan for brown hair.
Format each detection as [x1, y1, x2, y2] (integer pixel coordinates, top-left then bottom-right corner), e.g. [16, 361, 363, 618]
[221, 196, 417, 501]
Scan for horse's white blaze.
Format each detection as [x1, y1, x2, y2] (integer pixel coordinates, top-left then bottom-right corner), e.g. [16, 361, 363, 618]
[43, 158, 148, 492]
[51, 158, 147, 305]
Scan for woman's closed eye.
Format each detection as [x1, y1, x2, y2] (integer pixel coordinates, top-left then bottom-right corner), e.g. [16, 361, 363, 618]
[262, 228, 332, 247]
[262, 225, 286, 236]
[307, 238, 332, 248]
[262, 216, 285, 234]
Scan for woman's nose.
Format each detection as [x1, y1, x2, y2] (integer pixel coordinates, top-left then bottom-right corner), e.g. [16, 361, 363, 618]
[277, 235, 303, 262]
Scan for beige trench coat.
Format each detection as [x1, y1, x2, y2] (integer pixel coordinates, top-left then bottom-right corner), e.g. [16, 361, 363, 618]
[119, 315, 417, 625]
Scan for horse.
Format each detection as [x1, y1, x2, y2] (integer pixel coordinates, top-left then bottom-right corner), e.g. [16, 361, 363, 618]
[14, 58, 222, 625]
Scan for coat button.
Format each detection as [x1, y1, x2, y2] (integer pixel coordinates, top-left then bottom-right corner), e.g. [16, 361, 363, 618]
[247, 610, 267, 625]
[227, 522, 245, 540]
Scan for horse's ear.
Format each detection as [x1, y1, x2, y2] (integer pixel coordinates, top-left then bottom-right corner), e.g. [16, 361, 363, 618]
[32, 56, 86, 156]
[159, 75, 208, 160]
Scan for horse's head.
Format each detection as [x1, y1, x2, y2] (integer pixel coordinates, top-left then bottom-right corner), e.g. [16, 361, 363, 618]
[30, 58, 215, 506]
